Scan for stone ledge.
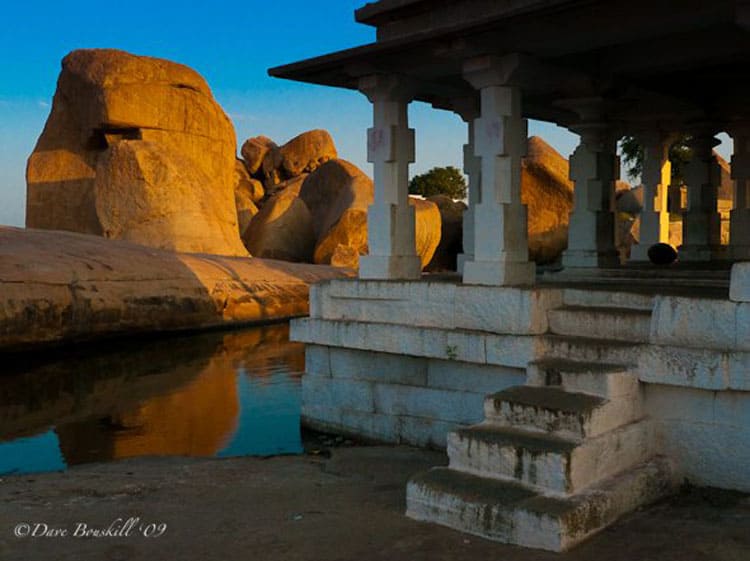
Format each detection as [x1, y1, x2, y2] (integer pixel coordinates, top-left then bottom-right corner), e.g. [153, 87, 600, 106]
[638, 344, 750, 391]
[651, 296, 750, 352]
[291, 317, 542, 368]
[308, 278, 562, 335]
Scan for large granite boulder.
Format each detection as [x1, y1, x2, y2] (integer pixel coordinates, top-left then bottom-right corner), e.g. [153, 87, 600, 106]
[298, 159, 371, 237]
[298, 159, 372, 266]
[26, 49, 246, 256]
[234, 160, 261, 237]
[425, 195, 466, 272]
[242, 176, 314, 262]
[293, 159, 440, 270]
[240, 135, 276, 176]
[242, 130, 338, 192]
[95, 140, 248, 255]
[412, 197, 442, 268]
[522, 136, 575, 264]
[280, 129, 337, 178]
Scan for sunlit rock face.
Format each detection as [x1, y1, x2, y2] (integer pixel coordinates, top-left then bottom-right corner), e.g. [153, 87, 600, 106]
[26, 48, 247, 256]
[522, 136, 575, 265]
[243, 175, 314, 262]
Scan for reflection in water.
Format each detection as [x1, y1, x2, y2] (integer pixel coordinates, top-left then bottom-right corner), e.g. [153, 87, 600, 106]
[0, 324, 305, 475]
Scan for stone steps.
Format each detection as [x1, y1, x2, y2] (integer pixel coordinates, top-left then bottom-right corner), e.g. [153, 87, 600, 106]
[406, 457, 676, 552]
[526, 358, 639, 399]
[548, 305, 652, 343]
[484, 386, 641, 440]
[406, 299, 674, 551]
[447, 420, 653, 495]
[541, 334, 640, 366]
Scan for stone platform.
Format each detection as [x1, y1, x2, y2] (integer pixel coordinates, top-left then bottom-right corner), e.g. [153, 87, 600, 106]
[291, 268, 750, 550]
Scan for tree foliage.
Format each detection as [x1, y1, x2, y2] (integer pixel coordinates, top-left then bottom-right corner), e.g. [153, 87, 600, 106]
[620, 134, 692, 186]
[408, 166, 467, 199]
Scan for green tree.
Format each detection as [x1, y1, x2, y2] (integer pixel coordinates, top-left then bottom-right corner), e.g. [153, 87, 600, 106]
[620, 134, 692, 186]
[408, 166, 467, 199]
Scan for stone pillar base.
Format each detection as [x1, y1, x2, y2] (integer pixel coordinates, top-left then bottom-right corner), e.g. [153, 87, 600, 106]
[462, 259, 535, 286]
[562, 249, 620, 269]
[359, 254, 422, 280]
[456, 253, 472, 275]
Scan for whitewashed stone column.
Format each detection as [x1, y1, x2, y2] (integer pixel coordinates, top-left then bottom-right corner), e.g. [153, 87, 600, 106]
[729, 124, 750, 260]
[680, 131, 722, 262]
[630, 132, 672, 261]
[562, 115, 620, 268]
[358, 74, 421, 280]
[451, 99, 481, 274]
[460, 55, 535, 286]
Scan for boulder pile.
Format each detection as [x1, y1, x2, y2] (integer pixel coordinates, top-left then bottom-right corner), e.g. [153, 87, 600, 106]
[238, 136, 441, 270]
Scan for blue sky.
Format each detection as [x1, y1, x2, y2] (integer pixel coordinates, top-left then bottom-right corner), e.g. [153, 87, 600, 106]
[0, 1, 731, 227]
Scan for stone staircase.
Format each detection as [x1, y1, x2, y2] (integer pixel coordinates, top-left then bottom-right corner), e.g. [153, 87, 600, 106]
[406, 290, 678, 551]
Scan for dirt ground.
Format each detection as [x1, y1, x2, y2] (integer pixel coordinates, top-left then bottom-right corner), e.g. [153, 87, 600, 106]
[1, 444, 749, 561]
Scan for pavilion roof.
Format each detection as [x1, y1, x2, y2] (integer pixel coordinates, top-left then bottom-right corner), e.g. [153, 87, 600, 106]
[269, 0, 750, 128]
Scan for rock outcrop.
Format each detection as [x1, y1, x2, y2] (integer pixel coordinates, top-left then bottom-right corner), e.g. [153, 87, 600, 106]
[0, 226, 348, 351]
[298, 160, 372, 266]
[522, 136, 575, 264]
[94, 140, 248, 255]
[242, 176, 314, 262]
[412, 197, 442, 268]
[234, 160, 262, 237]
[279, 129, 337, 178]
[240, 130, 338, 193]
[241, 135, 277, 176]
[26, 49, 246, 256]
[425, 195, 466, 272]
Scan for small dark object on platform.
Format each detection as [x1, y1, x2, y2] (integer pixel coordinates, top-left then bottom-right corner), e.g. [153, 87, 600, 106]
[648, 243, 678, 265]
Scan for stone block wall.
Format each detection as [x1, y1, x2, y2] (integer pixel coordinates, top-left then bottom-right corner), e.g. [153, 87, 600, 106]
[645, 385, 750, 492]
[302, 344, 524, 447]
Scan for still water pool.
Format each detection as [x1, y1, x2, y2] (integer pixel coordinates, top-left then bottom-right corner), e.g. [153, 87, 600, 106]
[0, 324, 305, 475]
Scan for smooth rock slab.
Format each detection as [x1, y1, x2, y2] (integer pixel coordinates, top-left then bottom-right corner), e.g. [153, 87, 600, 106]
[0, 226, 347, 350]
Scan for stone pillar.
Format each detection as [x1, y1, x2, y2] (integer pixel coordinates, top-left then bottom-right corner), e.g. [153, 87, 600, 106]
[451, 99, 481, 274]
[562, 114, 620, 268]
[357, 74, 421, 280]
[729, 125, 750, 260]
[680, 130, 722, 262]
[630, 132, 672, 261]
[460, 55, 535, 286]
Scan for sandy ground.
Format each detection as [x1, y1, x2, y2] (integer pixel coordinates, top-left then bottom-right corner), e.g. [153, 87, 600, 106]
[1, 445, 749, 561]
